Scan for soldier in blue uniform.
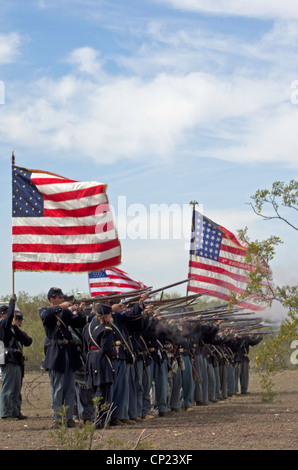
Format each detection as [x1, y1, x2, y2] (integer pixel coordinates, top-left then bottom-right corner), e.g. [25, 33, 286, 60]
[139, 330, 153, 419]
[0, 295, 32, 420]
[108, 302, 136, 425]
[83, 304, 117, 429]
[126, 310, 153, 421]
[212, 333, 230, 400]
[188, 318, 209, 406]
[143, 316, 173, 417]
[68, 303, 94, 424]
[84, 293, 149, 427]
[202, 321, 221, 403]
[40, 287, 87, 428]
[220, 330, 237, 397]
[168, 321, 194, 412]
[213, 330, 237, 399]
[108, 295, 149, 425]
[234, 333, 263, 394]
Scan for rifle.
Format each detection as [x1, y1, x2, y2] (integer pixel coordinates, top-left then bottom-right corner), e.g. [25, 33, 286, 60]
[232, 330, 279, 336]
[220, 317, 263, 324]
[78, 277, 195, 306]
[157, 308, 204, 319]
[120, 277, 196, 304]
[184, 317, 261, 324]
[158, 308, 250, 321]
[149, 293, 205, 309]
[157, 302, 242, 318]
[64, 295, 78, 304]
[79, 286, 153, 305]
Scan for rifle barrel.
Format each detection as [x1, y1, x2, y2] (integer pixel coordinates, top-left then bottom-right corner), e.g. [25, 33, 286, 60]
[156, 293, 205, 309]
[232, 330, 279, 335]
[121, 277, 195, 304]
[81, 277, 196, 305]
[79, 286, 153, 304]
[157, 304, 245, 318]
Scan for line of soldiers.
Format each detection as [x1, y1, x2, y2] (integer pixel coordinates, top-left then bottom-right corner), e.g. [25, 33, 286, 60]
[39, 287, 263, 429]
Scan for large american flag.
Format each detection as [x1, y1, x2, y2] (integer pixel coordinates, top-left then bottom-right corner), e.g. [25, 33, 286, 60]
[88, 267, 147, 297]
[12, 165, 121, 272]
[187, 210, 269, 311]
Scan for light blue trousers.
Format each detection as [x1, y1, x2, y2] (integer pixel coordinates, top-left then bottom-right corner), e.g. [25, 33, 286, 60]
[110, 358, 129, 419]
[0, 362, 22, 418]
[169, 356, 194, 409]
[193, 353, 208, 403]
[150, 360, 169, 413]
[235, 360, 250, 393]
[127, 359, 144, 419]
[48, 355, 75, 422]
[227, 363, 236, 395]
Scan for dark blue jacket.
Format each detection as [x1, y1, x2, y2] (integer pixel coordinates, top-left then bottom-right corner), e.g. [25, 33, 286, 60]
[142, 317, 175, 365]
[83, 318, 117, 387]
[109, 302, 145, 363]
[234, 335, 263, 362]
[0, 299, 32, 367]
[40, 305, 87, 373]
[188, 321, 219, 359]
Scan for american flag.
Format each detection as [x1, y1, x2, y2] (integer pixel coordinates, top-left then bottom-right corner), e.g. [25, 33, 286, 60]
[12, 165, 121, 272]
[187, 210, 269, 311]
[88, 267, 147, 297]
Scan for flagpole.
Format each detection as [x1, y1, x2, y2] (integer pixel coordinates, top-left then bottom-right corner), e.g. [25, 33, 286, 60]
[11, 150, 15, 295]
[187, 200, 198, 297]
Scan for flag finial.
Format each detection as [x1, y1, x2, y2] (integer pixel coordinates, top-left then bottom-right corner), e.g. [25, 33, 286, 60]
[189, 200, 198, 211]
[11, 149, 15, 166]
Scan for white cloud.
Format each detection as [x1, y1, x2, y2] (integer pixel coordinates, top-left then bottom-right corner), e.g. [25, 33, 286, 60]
[66, 47, 104, 77]
[158, 0, 298, 20]
[0, 32, 22, 64]
[1, 68, 293, 166]
[116, 18, 298, 82]
[1, 16, 298, 170]
[210, 104, 298, 168]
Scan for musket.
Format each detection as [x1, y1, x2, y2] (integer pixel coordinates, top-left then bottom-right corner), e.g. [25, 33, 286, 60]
[79, 279, 192, 308]
[156, 308, 220, 319]
[221, 323, 264, 330]
[194, 303, 239, 313]
[157, 308, 199, 318]
[80, 277, 195, 306]
[196, 306, 244, 316]
[218, 323, 264, 332]
[219, 317, 263, 323]
[232, 330, 279, 336]
[157, 306, 249, 320]
[200, 311, 260, 320]
[120, 277, 196, 304]
[153, 293, 205, 310]
[157, 302, 242, 316]
[184, 317, 263, 326]
[79, 286, 153, 304]
[222, 322, 266, 333]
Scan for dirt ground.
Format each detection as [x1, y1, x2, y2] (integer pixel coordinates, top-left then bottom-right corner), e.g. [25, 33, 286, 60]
[0, 369, 297, 451]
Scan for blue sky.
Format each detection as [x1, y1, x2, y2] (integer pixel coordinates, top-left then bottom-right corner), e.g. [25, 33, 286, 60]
[0, 1, 297, 319]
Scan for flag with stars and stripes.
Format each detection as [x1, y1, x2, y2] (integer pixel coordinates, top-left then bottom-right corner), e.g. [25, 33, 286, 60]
[88, 267, 147, 297]
[12, 165, 121, 272]
[187, 210, 269, 311]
